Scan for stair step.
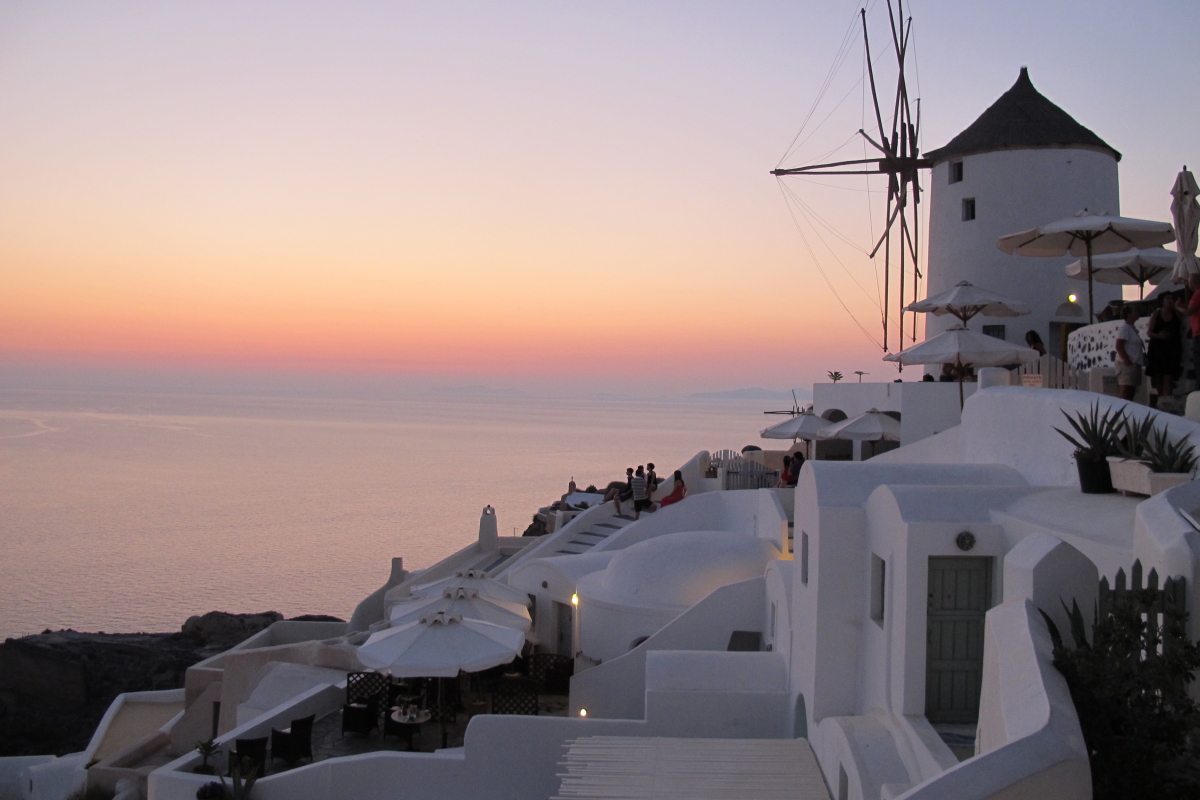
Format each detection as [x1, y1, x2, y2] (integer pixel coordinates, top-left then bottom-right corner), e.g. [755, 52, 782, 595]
[556, 548, 587, 555]
[595, 523, 623, 530]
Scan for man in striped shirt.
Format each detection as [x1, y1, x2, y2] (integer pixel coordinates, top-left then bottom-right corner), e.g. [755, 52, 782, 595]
[631, 465, 650, 520]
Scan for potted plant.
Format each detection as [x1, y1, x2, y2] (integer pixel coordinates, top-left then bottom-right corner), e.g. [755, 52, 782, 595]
[1054, 402, 1124, 493]
[1107, 412, 1156, 495]
[193, 738, 219, 775]
[1142, 427, 1197, 496]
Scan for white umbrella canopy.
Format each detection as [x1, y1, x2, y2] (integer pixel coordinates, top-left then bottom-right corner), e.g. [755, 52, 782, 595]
[1065, 247, 1176, 298]
[1170, 168, 1200, 284]
[998, 210, 1175, 321]
[760, 411, 831, 441]
[410, 568, 531, 607]
[357, 611, 525, 678]
[817, 409, 900, 442]
[389, 587, 532, 631]
[884, 326, 1040, 407]
[905, 280, 1030, 323]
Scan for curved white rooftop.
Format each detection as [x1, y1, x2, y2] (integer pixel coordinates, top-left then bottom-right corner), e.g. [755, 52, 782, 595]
[579, 530, 778, 611]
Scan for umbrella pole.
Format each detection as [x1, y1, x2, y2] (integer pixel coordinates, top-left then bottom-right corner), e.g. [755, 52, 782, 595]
[440, 677, 448, 749]
[956, 357, 965, 410]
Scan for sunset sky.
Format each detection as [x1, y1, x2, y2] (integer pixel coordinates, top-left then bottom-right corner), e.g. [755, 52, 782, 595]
[1, 1, 1196, 396]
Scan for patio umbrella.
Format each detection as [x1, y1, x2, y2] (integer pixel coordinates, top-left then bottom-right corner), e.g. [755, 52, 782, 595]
[358, 611, 524, 748]
[760, 411, 831, 441]
[905, 280, 1030, 323]
[410, 568, 531, 607]
[817, 409, 900, 459]
[1169, 168, 1200, 285]
[998, 210, 1175, 322]
[389, 587, 532, 632]
[1064, 247, 1176, 299]
[884, 325, 1039, 407]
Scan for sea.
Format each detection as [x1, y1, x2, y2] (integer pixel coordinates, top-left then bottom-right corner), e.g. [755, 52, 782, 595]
[0, 390, 775, 640]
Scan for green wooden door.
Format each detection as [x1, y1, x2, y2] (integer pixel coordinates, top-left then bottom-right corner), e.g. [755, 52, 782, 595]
[925, 556, 992, 724]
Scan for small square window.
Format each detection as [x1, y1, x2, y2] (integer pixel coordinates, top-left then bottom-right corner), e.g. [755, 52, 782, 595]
[949, 161, 963, 184]
[982, 325, 1006, 341]
[962, 197, 976, 221]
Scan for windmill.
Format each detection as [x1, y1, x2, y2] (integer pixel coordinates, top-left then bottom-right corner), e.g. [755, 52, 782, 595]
[772, 1, 929, 357]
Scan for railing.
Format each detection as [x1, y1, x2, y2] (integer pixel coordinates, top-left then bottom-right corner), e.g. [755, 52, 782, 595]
[709, 450, 780, 491]
[1016, 354, 1087, 390]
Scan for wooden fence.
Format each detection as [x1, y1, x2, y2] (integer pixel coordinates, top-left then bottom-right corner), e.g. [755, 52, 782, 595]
[1098, 560, 1187, 656]
[709, 449, 780, 491]
[1016, 354, 1087, 390]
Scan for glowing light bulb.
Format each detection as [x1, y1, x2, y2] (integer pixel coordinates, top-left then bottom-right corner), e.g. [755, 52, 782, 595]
[579, 708, 588, 717]
[1068, 294, 1078, 303]
[571, 593, 579, 606]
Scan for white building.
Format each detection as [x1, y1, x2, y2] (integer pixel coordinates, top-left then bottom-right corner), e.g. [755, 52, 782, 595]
[924, 68, 1122, 358]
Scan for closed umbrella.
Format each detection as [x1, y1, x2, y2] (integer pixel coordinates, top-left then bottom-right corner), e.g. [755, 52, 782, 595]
[884, 325, 1039, 407]
[1169, 168, 1200, 285]
[1065, 247, 1176, 299]
[905, 280, 1030, 323]
[410, 568, 531, 607]
[998, 210, 1175, 321]
[760, 411, 831, 441]
[390, 587, 531, 632]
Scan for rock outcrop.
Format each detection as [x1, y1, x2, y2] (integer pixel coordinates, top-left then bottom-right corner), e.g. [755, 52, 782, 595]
[0, 611, 327, 757]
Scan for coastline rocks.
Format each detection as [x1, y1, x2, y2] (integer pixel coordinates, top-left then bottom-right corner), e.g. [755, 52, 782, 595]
[0, 611, 293, 757]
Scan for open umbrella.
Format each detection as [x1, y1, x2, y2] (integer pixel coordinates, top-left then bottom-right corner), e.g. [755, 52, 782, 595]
[358, 611, 526, 748]
[998, 210, 1175, 321]
[884, 325, 1039, 407]
[817, 409, 900, 458]
[390, 587, 531, 632]
[410, 568, 531, 607]
[905, 280, 1030, 324]
[760, 411, 831, 441]
[1169, 168, 1200, 285]
[1065, 247, 1176, 299]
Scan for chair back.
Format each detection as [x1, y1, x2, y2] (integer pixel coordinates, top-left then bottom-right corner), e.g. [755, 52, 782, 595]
[289, 714, 315, 739]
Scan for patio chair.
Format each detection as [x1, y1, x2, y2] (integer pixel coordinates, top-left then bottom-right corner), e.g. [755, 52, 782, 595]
[227, 737, 268, 779]
[342, 671, 387, 736]
[271, 713, 315, 765]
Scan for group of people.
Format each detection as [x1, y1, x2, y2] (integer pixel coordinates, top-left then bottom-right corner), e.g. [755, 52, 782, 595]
[777, 451, 806, 487]
[604, 462, 688, 519]
[1112, 275, 1200, 405]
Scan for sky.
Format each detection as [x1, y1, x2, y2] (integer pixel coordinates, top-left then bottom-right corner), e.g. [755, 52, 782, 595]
[1, 0, 1196, 397]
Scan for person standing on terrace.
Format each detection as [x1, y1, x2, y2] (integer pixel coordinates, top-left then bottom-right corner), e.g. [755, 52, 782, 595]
[1115, 305, 1145, 402]
[1187, 274, 1200, 382]
[631, 466, 649, 520]
[1147, 292, 1182, 407]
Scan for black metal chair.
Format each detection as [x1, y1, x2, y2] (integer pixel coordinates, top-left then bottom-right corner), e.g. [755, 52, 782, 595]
[271, 713, 315, 765]
[342, 671, 388, 736]
[491, 683, 539, 716]
[227, 736, 268, 778]
[528, 653, 574, 695]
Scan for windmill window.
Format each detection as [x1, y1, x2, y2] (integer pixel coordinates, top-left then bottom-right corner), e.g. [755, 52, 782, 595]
[962, 198, 976, 221]
[949, 161, 963, 184]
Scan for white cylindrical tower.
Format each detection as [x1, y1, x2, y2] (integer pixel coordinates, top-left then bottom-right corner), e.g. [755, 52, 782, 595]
[924, 68, 1121, 359]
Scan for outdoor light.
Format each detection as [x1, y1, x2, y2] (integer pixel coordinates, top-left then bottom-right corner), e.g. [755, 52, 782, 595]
[579, 708, 588, 717]
[1068, 293, 1077, 303]
[571, 593, 579, 606]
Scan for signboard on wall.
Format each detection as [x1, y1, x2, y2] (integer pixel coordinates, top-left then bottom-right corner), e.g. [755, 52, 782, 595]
[1021, 374, 1044, 388]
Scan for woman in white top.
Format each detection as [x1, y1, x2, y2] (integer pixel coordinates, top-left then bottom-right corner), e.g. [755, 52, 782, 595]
[1114, 305, 1144, 402]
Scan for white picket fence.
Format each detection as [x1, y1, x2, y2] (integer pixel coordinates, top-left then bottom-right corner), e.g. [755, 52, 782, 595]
[709, 449, 780, 491]
[1015, 354, 1087, 390]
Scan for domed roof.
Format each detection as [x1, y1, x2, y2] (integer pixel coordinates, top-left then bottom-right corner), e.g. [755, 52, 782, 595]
[584, 531, 778, 610]
[924, 68, 1119, 164]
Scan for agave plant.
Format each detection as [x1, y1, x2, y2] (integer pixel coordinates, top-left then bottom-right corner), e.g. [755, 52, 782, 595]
[221, 756, 259, 800]
[1053, 402, 1125, 462]
[1115, 412, 1157, 461]
[1142, 427, 1198, 474]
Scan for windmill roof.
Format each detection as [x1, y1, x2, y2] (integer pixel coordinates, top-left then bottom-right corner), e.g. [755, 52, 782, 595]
[924, 68, 1120, 164]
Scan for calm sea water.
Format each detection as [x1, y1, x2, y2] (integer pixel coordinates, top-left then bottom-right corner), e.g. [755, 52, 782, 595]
[0, 390, 773, 639]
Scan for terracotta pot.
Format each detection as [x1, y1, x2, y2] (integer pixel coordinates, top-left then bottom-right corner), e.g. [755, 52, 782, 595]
[1076, 456, 1114, 494]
